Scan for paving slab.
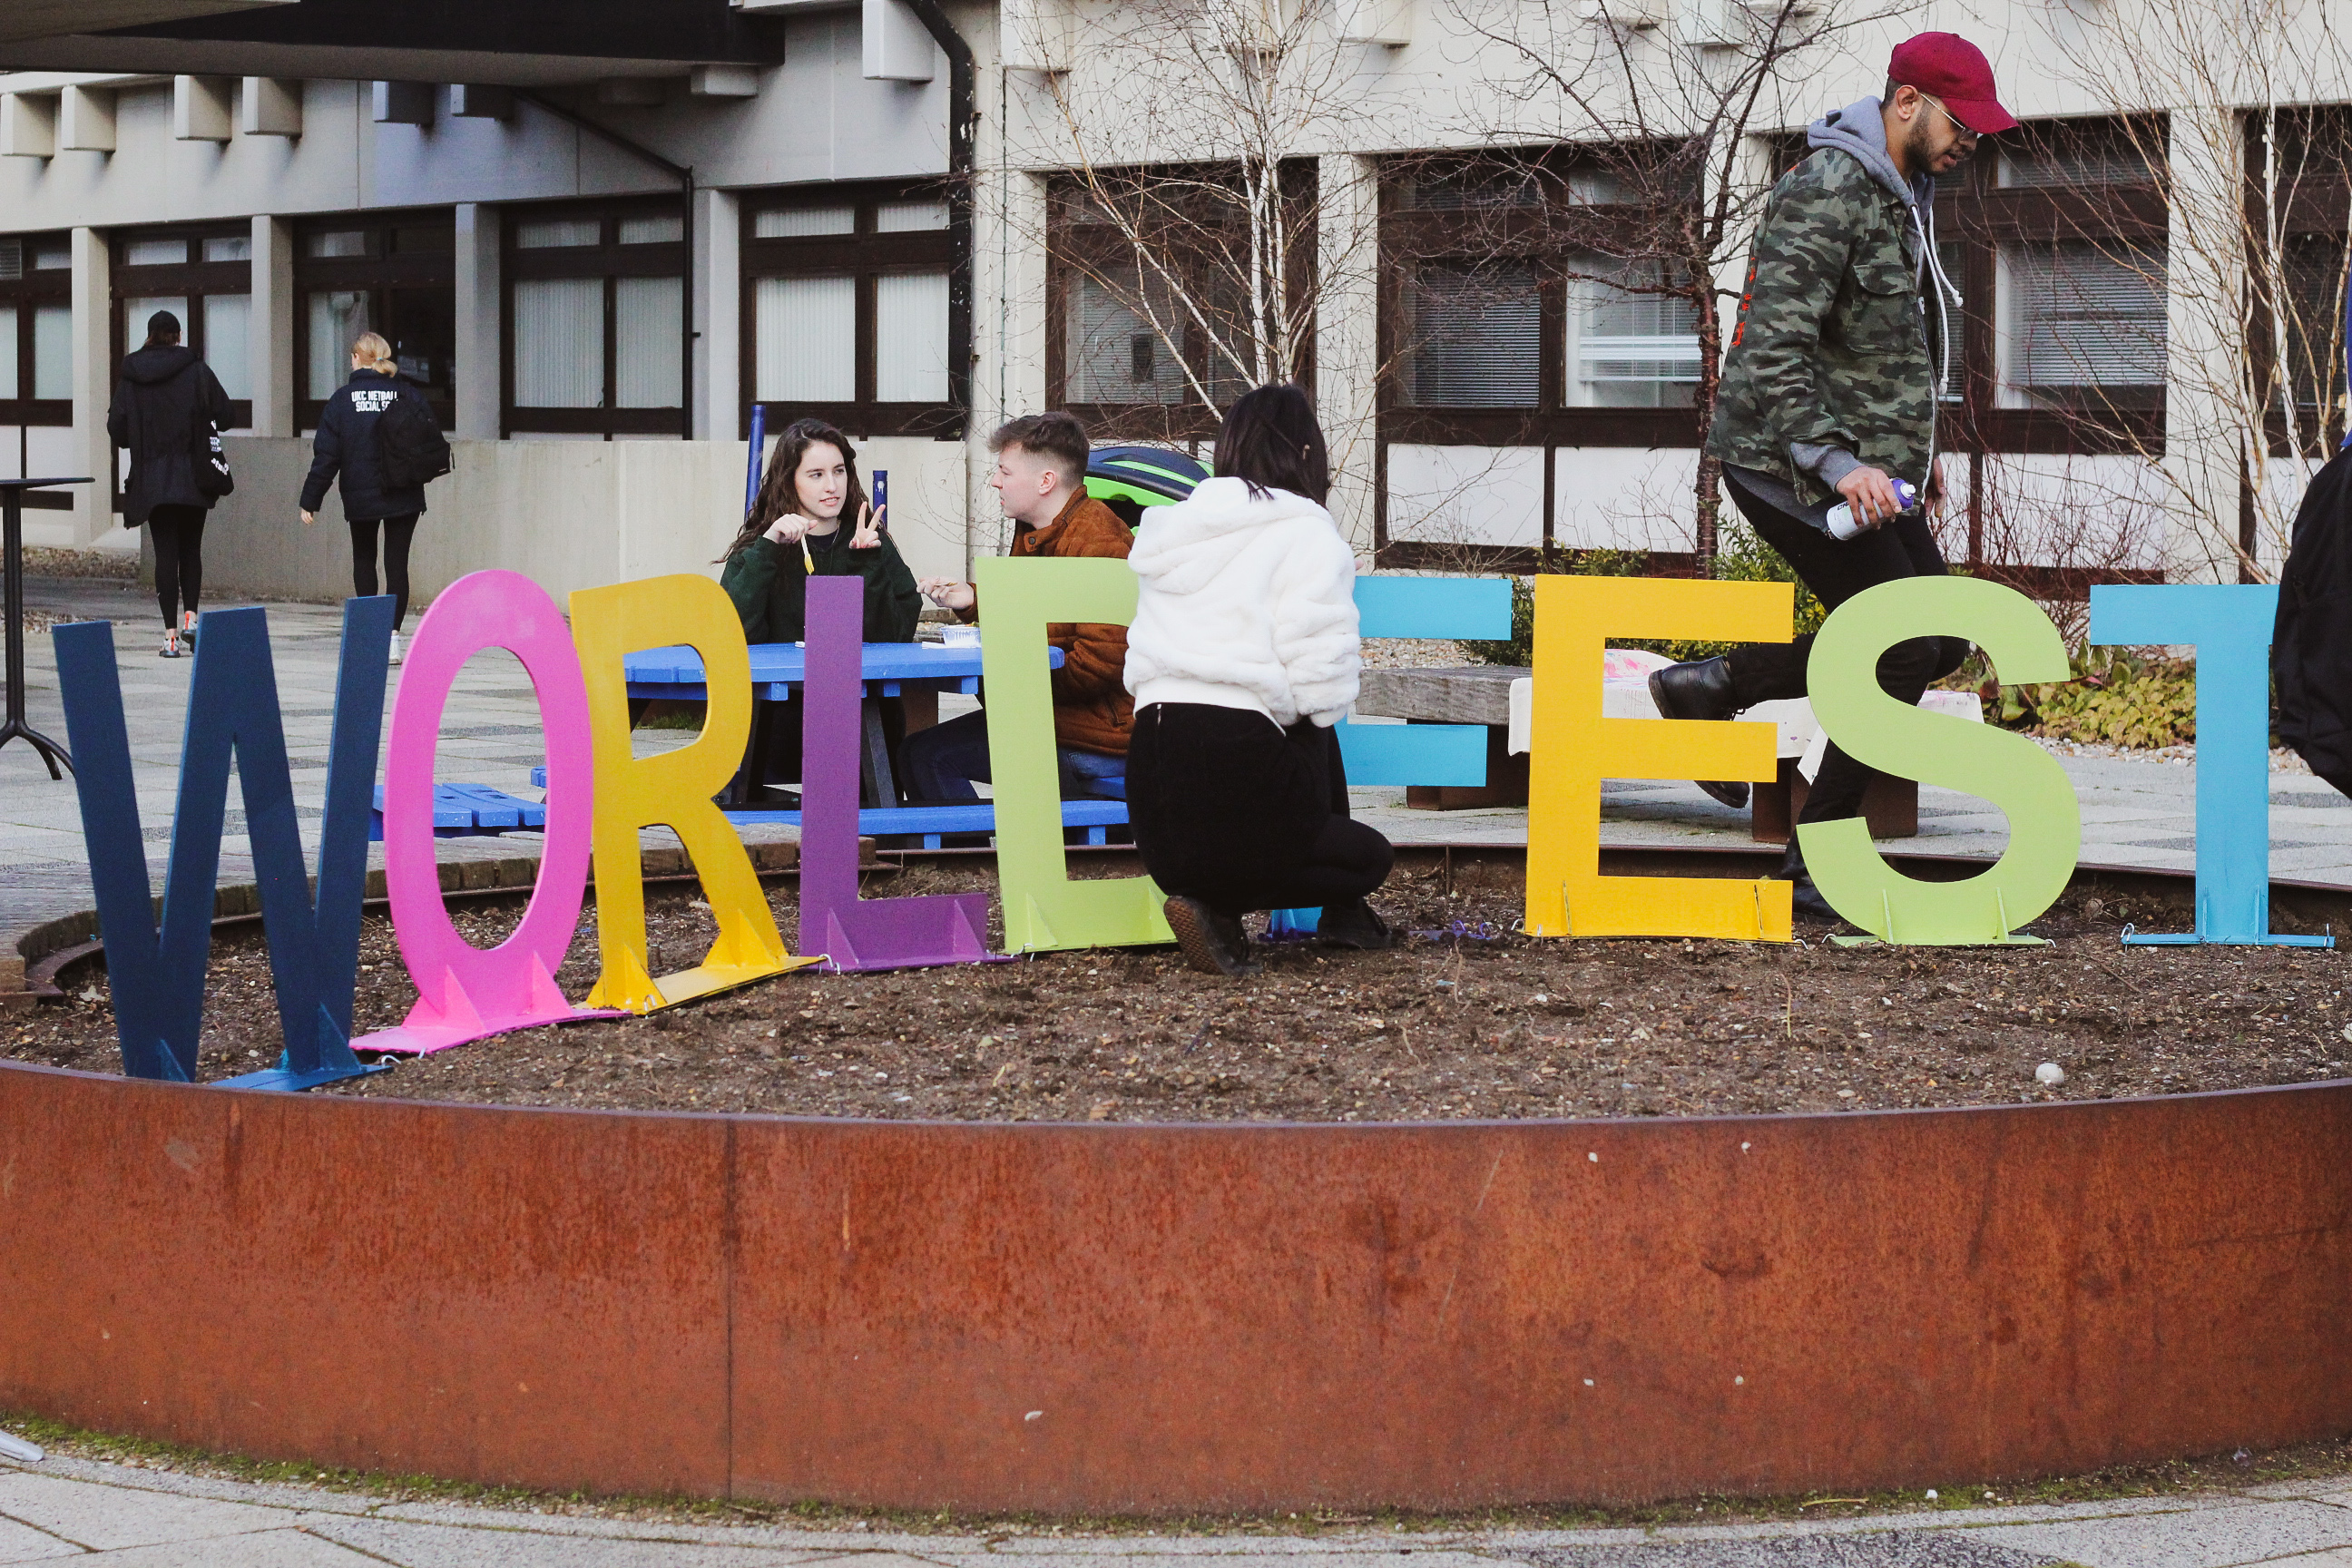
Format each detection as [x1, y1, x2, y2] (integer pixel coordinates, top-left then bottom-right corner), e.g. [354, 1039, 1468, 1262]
[0, 1513, 76, 1564]
[1495, 1534, 2056, 1565]
[308, 1514, 895, 1565]
[0, 1471, 326, 1552]
[75, 1532, 380, 1564]
[1973, 1497, 2352, 1567]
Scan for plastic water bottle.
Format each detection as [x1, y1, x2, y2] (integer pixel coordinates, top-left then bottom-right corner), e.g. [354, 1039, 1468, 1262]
[1824, 477, 1918, 540]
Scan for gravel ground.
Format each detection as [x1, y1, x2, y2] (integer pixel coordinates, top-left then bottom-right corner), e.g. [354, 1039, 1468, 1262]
[14, 861, 2349, 1121]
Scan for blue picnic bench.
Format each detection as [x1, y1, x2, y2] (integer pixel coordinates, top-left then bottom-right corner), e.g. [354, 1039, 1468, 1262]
[369, 782, 546, 842]
[520, 765, 1123, 848]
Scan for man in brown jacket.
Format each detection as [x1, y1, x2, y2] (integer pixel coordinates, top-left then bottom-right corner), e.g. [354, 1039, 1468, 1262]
[903, 411, 1135, 801]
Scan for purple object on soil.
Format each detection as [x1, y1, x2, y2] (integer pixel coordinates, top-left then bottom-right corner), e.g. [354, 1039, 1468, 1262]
[799, 575, 998, 971]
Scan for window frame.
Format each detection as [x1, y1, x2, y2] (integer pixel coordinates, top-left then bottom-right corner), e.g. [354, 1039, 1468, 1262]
[1372, 149, 1702, 564]
[738, 181, 959, 441]
[0, 230, 73, 427]
[1930, 116, 2171, 457]
[1044, 162, 1318, 445]
[2247, 108, 2352, 458]
[294, 208, 458, 433]
[503, 196, 689, 438]
[109, 220, 255, 430]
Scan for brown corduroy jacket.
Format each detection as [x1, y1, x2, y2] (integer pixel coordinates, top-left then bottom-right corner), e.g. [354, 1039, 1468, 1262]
[960, 485, 1136, 756]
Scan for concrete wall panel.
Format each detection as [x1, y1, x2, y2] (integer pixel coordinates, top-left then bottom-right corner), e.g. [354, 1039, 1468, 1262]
[184, 433, 969, 608]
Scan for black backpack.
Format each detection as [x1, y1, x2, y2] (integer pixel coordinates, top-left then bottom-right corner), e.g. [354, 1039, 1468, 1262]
[377, 384, 452, 490]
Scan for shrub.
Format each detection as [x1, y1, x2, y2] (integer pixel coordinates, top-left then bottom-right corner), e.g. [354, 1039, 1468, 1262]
[1974, 645, 2197, 748]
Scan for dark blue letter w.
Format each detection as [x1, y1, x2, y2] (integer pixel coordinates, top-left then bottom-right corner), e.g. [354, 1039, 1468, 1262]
[54, 600, 395, 1088]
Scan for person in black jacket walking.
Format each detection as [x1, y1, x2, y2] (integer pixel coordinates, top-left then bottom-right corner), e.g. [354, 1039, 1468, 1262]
[299, 331, 429, 663]
[107, 309, 232, 659]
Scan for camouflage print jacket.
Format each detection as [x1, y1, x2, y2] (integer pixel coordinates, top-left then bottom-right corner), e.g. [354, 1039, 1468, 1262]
[1707, 98, 1945, 508]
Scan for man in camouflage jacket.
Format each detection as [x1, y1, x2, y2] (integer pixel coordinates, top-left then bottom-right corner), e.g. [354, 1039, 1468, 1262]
[1649, 32, 2018, 919]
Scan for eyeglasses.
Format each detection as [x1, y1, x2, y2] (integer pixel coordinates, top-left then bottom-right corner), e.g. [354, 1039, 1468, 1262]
[1916, 93, 1980, 141]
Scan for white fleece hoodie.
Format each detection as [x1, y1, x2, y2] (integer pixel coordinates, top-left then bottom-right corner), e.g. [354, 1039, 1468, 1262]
[1123, 476, 1360, 728]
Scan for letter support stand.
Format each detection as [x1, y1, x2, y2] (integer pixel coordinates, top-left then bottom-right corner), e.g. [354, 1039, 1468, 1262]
[0, 477, 90, 779]
[2092, 583, 2332, 948]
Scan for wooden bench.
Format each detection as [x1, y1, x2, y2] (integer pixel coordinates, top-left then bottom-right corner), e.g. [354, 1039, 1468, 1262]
[1354, 666, 1530, 809]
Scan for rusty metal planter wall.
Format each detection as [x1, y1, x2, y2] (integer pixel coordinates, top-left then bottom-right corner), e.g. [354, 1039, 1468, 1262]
[3, 1058, 2348, 1512]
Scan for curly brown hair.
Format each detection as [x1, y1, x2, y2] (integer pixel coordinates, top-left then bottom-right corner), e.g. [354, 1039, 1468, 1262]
[720, 417, 870, 563]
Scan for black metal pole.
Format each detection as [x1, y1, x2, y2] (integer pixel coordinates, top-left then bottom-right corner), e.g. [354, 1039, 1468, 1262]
[0, 478, 86, 778]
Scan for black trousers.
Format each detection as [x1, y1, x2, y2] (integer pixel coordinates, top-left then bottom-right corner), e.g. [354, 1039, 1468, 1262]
[1126, 702, 1393, 917]
[148, 505, 207, 629]
[1720, 468, 1970, 826]
[350, 513, 420, 629]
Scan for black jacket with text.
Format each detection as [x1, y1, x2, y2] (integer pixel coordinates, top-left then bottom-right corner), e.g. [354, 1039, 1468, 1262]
[300, 369, 431, 522]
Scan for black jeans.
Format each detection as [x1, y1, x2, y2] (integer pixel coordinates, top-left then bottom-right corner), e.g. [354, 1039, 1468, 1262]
[1126, 702, 1393, 917]
[149, 505, 207, 629]
[350, 513, 420, 629]
[1720, 468, 1970, 826]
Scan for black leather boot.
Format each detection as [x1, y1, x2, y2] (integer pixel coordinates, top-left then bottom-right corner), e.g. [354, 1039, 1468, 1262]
[1647, 656, 1750, 809]
[1316, 896, 1400, 950]
[1163, 896, 1262, 976]
[1773, 840, 1840, 923]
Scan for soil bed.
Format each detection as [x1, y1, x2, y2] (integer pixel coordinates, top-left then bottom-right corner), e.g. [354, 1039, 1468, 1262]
[12, 858, 2349, 1120]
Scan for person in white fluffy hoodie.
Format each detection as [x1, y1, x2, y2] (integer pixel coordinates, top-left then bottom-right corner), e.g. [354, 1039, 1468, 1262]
[1122, 384, 1396, 976]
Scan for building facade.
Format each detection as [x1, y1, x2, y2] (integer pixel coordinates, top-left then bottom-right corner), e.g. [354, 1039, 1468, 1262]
[1, 0, 2341, 603]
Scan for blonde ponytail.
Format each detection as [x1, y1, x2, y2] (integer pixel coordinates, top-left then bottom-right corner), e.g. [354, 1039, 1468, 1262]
[351, 331, 395, 373]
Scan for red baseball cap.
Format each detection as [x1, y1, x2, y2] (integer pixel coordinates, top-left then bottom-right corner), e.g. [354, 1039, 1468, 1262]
[1888, 32, 2019, 135]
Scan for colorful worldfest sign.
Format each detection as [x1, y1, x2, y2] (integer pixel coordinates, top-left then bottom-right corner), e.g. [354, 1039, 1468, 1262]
[55, 600, 398, 1090]
[1521, 573, 2314, 949]
[799, 573, 995, 969]
[358, 570, 622, 1054]
[51, 562, 2312, 1091]
[1800, 576, 2078, 946]
[2090, 583, 2328, 947]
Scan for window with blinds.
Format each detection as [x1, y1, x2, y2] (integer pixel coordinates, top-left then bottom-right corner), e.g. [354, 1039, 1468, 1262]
[294, 213, 457, 431]
[307, 290, 368, 397]
[31, 305, 68, 400]
[1999, 130, 2157, 190]
[1565, 257, 1699, 407]
[1067, 270, 1188, 405]
[753, 276, 856, 402]
[2282, 232, 2351, 416]
[504, 199, 686, 435]
[113, 222, 254, 427]
[0, 308, 15, 401]
[513, 278, 604, 407]
[1406, 260, 1540, 407]
[615, 276, 682, 407]
[1997, 240, 2168, 409]
[874, 270, 949, 403]
[738, 183, 960, 436]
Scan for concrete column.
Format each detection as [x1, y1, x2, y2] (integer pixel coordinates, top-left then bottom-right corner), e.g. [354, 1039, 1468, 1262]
[2160, 99, 2245, 584]
[68, 226, 113, 547]
[691, 186, 739, 442]
[453, 202, 501, 440]
[250, 214, 295, 437]
[1315, 152, 1380, 557]
[970, 166, 1049, 571]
